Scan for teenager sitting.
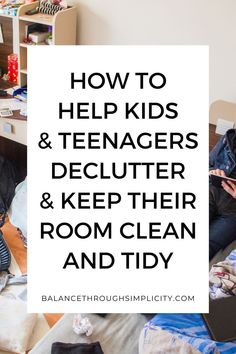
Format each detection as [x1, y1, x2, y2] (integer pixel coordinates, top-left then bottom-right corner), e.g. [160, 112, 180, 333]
[209, 129, 236, 260]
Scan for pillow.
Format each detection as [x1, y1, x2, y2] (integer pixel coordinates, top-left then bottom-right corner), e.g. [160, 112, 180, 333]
[0, 295, 37, 353]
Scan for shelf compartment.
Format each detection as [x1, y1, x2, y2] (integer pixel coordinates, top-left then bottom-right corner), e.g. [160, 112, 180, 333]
[20, 42, 47, 47]
[20, 68, 27, 74]
[17, 1, 77, 86]
[19, 13, 54, 26]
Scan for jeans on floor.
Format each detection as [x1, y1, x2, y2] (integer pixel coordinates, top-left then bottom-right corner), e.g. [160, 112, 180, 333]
[209, 185, 236, 260]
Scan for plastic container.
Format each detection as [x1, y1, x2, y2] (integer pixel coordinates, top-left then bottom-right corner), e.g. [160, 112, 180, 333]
[8, 53, 18, 83]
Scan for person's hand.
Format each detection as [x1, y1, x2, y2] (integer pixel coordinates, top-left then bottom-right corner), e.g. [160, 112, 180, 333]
[209, 169, 236, 198]
[209, 169, 226, 177]
[222, 180, 236, 199]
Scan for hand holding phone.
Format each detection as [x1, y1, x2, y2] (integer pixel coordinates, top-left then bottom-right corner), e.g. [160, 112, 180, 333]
[210, 170, 236, 198]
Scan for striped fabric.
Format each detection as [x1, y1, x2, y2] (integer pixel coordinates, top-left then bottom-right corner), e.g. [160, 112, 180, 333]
[0, 230, 11, 271]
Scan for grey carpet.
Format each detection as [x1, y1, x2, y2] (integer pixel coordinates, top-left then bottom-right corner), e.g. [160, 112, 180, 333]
[30, 313, 147, 354]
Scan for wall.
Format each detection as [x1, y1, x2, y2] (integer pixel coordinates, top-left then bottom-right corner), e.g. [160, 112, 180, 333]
[72, 0, 236, 120]
[210, 100, 236, 126]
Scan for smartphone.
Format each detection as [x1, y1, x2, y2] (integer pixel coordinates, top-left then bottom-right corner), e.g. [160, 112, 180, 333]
[210, 173, 236, 188]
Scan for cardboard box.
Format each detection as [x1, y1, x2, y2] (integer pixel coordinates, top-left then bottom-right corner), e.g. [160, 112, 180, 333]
[28, 32, 49, 44]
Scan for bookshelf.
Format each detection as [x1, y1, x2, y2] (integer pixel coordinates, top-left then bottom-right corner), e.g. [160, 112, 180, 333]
[17, 1, 77, 86]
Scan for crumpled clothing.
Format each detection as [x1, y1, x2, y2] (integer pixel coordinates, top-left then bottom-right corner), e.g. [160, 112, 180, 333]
[139, 325, 202, 354]
[209, 249, 236, 299]
[73, 314, 93, 336]
[51, 342, 104, 354]
[0, 295, 37, 353]
[0, 271, 27, 293]
[17, 227, 27, 247]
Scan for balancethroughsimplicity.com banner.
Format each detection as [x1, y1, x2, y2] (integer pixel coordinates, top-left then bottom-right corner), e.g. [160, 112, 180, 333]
[28, 46, 209, 313]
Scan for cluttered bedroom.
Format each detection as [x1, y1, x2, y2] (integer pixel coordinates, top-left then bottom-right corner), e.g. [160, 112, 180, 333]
[0, 0, 236, 353]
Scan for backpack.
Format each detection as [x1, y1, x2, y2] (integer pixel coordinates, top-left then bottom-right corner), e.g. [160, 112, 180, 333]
[0, 155, 17, 271]
[0, 155, 17, 227]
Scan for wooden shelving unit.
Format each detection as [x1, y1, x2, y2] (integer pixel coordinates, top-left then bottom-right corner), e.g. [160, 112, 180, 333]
[17, 1, 77, 86]
[0, 13, 15, 18]
[0, 14, 14, 73]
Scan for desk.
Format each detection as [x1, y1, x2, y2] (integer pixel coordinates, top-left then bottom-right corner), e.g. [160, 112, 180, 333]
[0, 116, 27, 144]
[0, 84, 27, 180]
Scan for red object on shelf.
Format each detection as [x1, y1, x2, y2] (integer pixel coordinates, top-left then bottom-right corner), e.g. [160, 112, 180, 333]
[8, 54, 18, 83]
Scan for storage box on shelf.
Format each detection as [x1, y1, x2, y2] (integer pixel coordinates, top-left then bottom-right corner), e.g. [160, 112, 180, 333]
[17, 1, 77, 86]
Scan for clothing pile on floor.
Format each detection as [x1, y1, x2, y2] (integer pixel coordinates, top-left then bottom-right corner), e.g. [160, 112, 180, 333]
[30, 313, 146, 354]
[0, 293, 37, 353]
[140, 249, 236, 354]
[209, 249, 236, 298]
[0, 268, 50, 353]
[0, 271, 27, 292]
